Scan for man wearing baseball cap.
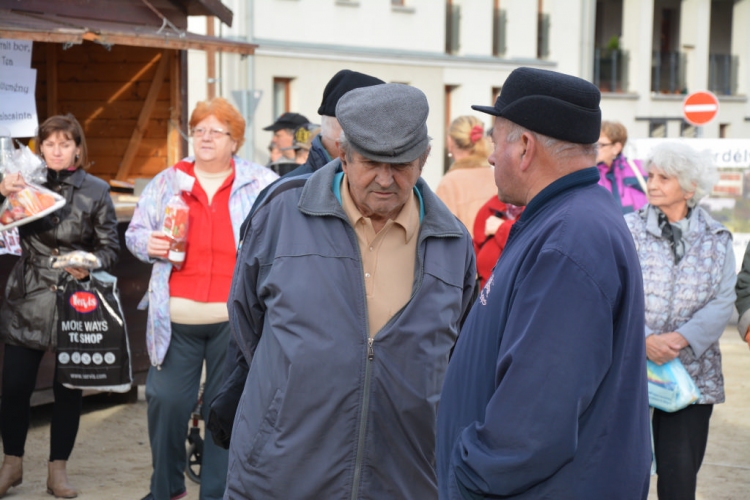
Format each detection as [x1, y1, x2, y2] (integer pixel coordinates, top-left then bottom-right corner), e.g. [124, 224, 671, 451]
[225, 83, 476, 498]
[437, 67, 651, 499]
[263, 111, 309, 164]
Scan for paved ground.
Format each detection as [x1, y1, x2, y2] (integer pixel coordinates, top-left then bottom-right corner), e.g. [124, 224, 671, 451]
[6, 327, 750, 499]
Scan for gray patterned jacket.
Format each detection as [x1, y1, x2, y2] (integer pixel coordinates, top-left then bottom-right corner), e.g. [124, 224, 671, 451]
[625, 205, 735, 404]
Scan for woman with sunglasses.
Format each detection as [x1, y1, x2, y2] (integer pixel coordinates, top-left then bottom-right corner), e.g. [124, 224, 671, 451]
[126, 97, 277, 500]
[596, 120, 648, 214]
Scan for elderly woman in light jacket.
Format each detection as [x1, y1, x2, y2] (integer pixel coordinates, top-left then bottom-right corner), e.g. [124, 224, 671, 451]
[624, 142, 735, 500]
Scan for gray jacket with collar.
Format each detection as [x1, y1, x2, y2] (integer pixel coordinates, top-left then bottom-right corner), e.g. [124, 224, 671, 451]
[226, 160, 476, 499]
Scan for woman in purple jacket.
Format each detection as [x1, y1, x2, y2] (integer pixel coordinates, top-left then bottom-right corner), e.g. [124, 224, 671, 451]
[597, 120, 648, 214]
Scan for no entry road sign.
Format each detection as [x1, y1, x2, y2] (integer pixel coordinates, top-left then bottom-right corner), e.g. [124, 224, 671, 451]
[683, 91, 719, 126]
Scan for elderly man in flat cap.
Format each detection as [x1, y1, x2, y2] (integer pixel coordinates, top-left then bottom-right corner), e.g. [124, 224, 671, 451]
[437, 67, 651, 499]
[206, 70, 386, 449]
[224, 83, 476, 499]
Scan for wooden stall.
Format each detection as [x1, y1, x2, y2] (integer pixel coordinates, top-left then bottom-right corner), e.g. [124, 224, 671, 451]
[0, 0, 255, 403]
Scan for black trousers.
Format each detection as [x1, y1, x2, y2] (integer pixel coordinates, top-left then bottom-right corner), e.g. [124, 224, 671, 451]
[0, 344, 82, 460]
[653, 404, 713, 500]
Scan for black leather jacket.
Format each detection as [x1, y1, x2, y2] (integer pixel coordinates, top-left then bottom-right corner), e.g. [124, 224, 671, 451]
[0, 168, 119, 350]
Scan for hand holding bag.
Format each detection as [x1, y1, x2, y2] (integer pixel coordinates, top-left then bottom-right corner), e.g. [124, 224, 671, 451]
[646, 357, 700, 412]
[56, 271, 133, 392]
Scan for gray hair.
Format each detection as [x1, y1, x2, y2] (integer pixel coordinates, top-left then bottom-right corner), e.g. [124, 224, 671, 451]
[320, 115, 341, 142]
[338, 131, 431, 167]
[644, 142, 717, 207]
[496, 117, 597, 160]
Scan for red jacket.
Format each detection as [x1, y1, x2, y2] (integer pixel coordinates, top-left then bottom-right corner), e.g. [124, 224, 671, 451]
[169, 161, 236, 303]
[472, 197, 524, 288]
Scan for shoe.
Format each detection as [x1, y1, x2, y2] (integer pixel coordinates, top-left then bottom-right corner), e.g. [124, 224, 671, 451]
[46, 460, 77, 498]
[0, 455, 22, 497]
[140, 489, 187, 500]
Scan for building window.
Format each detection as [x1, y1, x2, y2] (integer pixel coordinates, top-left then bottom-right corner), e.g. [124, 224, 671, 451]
[445, 0, 461, 55]
[680, 121, 697, 138]
[493, 0, 507, 57]
[649, 120, 667, 138]
[537, 0, 549, 59]
[444, 84, 458, 173]
[720, 123, 730, 138]
[273, 78, 291, 119]
[492, 86, 502, 105]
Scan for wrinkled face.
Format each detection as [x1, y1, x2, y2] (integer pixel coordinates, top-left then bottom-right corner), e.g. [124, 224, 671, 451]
[488, 119, 523, 205]
[40, 131, 80, 171]
[647, 167, 693, 216]
[192, 114, 237, 165]
[596, 133, 621, 166]
[340, 150, 422, 226]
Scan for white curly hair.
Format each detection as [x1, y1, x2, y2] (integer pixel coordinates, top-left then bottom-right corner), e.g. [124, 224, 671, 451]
[644, 142, 718, 207]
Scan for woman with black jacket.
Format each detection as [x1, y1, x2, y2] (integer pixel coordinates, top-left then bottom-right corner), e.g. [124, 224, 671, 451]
[0, 114, 119, 498]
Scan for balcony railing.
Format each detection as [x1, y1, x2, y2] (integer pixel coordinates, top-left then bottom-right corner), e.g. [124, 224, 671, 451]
[709, 54, 739, 96]
[594, 48, 629, 93]
[651, 51, 687, 94]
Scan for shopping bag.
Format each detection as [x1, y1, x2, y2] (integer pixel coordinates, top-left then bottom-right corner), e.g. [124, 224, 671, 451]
[56, 271, 133, 392]
[646, 358, 700, 412]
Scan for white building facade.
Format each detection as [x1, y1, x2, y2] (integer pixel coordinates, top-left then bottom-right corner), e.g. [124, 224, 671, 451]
[187, 0, 750, 189]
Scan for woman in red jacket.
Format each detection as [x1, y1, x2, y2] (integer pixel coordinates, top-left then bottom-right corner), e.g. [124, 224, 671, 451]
[473, 198, 524, 288]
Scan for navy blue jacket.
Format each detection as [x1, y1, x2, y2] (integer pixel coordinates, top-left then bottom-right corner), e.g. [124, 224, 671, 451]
[437, 167, 651, 499]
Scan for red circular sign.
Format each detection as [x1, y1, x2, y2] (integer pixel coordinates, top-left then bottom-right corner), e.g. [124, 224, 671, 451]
[682, 91, 719, 126]
[70, 291, 98, 313]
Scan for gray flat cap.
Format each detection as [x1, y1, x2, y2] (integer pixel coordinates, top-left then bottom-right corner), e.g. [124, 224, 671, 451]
[336, 83, 429, 163]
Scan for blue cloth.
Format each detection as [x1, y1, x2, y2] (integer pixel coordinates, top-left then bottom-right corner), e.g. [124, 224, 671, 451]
[146, 322, 230, 500]
[437, 167, 651, 499]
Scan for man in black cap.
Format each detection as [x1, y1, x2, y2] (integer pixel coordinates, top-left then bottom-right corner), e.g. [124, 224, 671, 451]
[437, 67, 651, 499]
[224, 83, 475, 499]
[263, 111, 309, 164]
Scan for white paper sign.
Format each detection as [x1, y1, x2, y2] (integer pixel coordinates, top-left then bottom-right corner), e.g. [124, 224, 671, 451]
[628, 138, 750, 169]
[0, 93, 38, 138]
[0, 66, 36, 97]
[0, 66, 38, 138]
[0, 39, 33, 68]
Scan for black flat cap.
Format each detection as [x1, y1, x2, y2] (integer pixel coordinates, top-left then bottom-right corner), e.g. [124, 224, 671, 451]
[472, 67, 601, 144]
[317, 70, 385, 117]
[263, 112, 310, 132]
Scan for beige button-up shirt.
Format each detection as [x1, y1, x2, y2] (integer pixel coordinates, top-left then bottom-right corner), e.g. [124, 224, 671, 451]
[340, 175, 420, 338]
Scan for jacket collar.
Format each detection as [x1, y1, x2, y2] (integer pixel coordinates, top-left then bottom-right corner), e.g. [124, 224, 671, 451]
[178, 155, 259, 195]
[519, 167, 600, 223]
[448, 155, 490, 171]
[298, 160, 466, 240]
[307, 135, 332, 169]
[49, 167, 86, 188]
[642, 204, 728, 239]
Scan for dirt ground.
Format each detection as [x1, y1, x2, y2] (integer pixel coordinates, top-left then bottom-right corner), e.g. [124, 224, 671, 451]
[4, 327, 750, 499]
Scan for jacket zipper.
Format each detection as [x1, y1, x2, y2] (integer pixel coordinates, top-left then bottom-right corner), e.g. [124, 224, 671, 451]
[351, 336, 374, 499]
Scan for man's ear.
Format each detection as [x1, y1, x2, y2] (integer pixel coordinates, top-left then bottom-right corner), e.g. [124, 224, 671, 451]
[519, 133, 535, 172]
[339, 147, 349, 173]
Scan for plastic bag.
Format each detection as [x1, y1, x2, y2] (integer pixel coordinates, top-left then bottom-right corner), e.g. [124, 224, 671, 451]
[0, 145, 65, 232]
[161, 183, 189, 270]
[56, 272, 133, 392]
[646, 358, 700, 412]
[0, 184, 66, 231]
[52, 250, 102, 270]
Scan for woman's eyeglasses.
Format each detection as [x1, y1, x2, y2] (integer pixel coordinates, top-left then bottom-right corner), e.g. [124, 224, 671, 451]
[191, 127, 231, 138]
